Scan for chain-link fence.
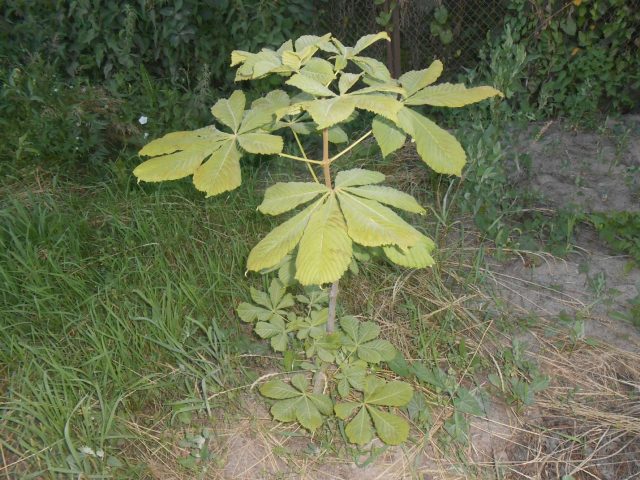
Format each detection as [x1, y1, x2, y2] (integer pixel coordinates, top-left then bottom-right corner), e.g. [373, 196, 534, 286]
[324, 0, 640, 87]
[326, 0, 510, 78]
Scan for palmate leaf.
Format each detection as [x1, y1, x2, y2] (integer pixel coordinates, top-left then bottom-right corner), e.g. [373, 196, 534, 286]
[396, 106, 466, 176]
[404, 82, 503, 107]
[339, 316, 396, 364]
[260, 375, 333, 432]
[295, 195, 352, 285]
[135, 90, 283, 197]
[335, 376, 413, 446]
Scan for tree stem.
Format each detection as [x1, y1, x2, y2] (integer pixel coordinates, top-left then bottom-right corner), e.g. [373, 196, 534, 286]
[321, 127, 339, 334]
[322, 128, 331, 189]
[327, 281, 339, 333]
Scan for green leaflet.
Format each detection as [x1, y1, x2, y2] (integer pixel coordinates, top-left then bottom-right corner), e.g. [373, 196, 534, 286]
[236, 132, 283, 155]
[258, 182, 330, 216]
[396, 106, 466, 176]
[338, 72, 362, 94]
[191, 140, 241, 197]
[344, 185, 425, 214]
[350, 93, 403, 122]
[247, 199, 324, 272]
[304, 96, 356, 129]
[383, 235, 435, 269]
[365, 114, 405, 157]
[210, 90, 245, 132]
[334, 168, 385, 188]
[405, 82, 503, 107]
[399, 60, 444, 97]
[286, 73, 336, 97]
[295, 195, 353, 286]
[336, 191, 422, 248]
[300, 58, 336, 85]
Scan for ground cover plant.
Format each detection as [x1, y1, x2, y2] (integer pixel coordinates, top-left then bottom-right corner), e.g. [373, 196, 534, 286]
[134, 31, 502, 446]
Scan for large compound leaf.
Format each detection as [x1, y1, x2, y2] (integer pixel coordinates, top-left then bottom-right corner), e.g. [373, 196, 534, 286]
[399, 60, 444, 97]
[405, 83, 502, 107]
[247, 199, 324, 272]
[258, 182, 330, 216]
[210, 90, 245, 132]
[344, 185, 425, 214]
[383, 235, 435, 268]
[337, 192, 422, 248]
[396, 107, 466, 176]
[334, 168, 385, 188]
[372, 116, 406, 158]
[295, 195, 353, 285]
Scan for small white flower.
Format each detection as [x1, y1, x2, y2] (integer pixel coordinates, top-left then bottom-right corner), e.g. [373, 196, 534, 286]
[144, 132, 149, 139]
[80, 446, 95, 456]
[138, 116, 148, 125]
[96, 449, 105, 459]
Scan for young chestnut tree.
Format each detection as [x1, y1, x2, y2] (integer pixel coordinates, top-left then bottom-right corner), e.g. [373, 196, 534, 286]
[134, 32, 501, 445]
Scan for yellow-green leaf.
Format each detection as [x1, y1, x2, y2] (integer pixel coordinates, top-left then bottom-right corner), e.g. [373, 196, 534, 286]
[295, 195, 352, 286]
[247, 199, 324, 272]
[351, 93, 403, 122]
[135, 128, 229, 182]
[286, 73, 335, 97]
[337, 192, 422, 248]
[345, 185, 425, 214]
[367, 406, 410, 445]
[405, 83, 503, 107]
[334, 168, 385, 188]
[399, 60, 444, 97]
[237, 132, 283, 154]
[383, 235, 435, 268]
[304, 96, 356, 129]
[351, 56, 392, 83]
[338, 73, 362, 95]
[344, 407, 373, 445]
[258, 182, 330, 216]
[352, 32, 390, 55]
[328, 125, 348, 144]
[372, 116, 406, 158]
[397, 107, 466, 176]
[192, 140, 241, 197]
[210, 90, 245, 132]
[300, 58, 335, 85]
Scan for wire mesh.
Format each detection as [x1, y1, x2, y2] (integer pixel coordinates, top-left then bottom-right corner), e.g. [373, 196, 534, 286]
[326, 0, 510, 77]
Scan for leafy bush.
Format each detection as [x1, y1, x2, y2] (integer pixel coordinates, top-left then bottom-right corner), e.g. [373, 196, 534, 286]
[491, 0, 640, 121]
[1, 0, 320, 88]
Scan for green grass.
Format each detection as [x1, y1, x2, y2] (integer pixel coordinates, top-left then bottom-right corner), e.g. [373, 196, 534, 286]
[0, 161, 273, 477]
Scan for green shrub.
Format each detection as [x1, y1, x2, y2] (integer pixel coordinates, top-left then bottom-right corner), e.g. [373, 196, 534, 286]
[1, 0, 321, 89]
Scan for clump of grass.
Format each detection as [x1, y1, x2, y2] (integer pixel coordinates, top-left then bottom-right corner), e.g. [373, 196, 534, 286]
[0, 163, 270, 477]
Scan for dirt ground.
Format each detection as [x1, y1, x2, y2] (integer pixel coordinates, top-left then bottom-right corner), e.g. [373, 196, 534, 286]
[150, 117, 639, 479]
